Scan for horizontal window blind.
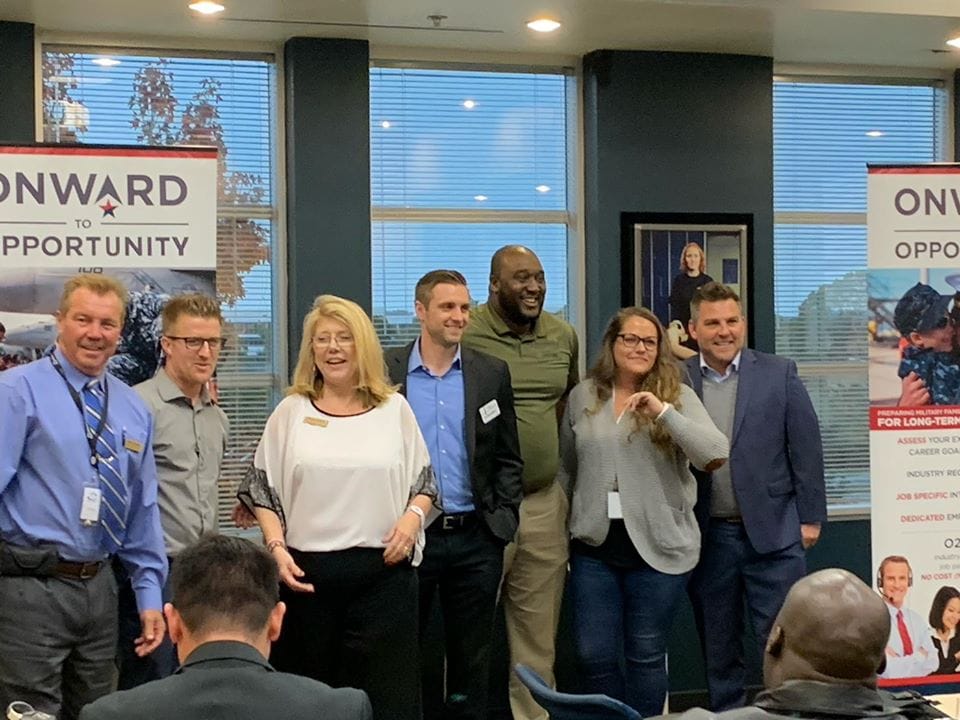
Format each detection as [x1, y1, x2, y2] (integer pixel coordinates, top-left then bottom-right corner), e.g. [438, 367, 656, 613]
[41, 47, 280, 530]
[773, 78, 945, 511]
[370, 66, 573, 348]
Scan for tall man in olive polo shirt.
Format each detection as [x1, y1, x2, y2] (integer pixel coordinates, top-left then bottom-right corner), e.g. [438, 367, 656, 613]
[463, 245, 579, 720]
[117, 293, 229, 687]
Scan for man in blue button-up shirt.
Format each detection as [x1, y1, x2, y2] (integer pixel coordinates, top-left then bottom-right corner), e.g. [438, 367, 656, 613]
[385, 269, 523, 720]
[0, 273, 167, 720]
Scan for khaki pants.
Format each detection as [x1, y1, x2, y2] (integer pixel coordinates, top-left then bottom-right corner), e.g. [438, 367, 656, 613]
[503, 481, 569, 720]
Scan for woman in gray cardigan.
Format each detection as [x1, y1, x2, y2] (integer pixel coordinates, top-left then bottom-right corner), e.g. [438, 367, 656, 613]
[558, 306, 728, 717]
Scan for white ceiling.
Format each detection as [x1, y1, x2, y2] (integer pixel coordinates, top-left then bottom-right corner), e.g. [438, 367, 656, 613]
[6, 0, 960, 70]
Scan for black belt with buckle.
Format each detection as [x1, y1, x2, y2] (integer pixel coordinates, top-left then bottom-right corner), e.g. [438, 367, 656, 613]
[54, 560, 105, 580]
[431, 513, 476, 532]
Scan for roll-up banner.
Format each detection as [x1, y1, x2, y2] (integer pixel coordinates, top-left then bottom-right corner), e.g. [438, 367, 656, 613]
[0, 144, 218, 384]
[869, 164, 960, 689]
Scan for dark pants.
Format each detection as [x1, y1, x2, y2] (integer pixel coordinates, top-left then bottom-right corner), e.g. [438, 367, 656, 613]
[273, 547, 420, 720]
[569, 550, 690, 718]
[689, 520, 806, 711]
[418, 519, 504, 720]
[0, 569, 117, 720]
[115, 559, 177, 689]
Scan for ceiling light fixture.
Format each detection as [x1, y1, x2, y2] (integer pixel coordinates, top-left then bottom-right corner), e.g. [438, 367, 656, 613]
[92, 57, 121, 67]
[865, 130, 885, 137]
[189, 1, 225, 15]
[527, 18, 561, 33]
[463, 100, 476, 110]
[474, 195, 488, 201]
[947, 37, 960, 48]
[535, 185, 551, 193]
[381, 120, 391, 129]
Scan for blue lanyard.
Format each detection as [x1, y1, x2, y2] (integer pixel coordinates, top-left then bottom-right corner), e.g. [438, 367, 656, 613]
[49, 354, 110, 468]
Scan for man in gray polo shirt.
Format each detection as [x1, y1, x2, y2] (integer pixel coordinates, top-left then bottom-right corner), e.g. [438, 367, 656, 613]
[116, 293, 229, 688]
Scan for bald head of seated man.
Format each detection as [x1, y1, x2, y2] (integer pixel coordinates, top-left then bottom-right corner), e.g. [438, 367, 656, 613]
[763, 567, 889, 690]
[657, 570, 912, 720]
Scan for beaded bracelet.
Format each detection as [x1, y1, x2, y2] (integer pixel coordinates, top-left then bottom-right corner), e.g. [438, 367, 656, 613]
[266, 538, 286, 553]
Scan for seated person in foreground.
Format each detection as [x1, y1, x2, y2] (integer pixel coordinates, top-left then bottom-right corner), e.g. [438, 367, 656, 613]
[80, 534, 372, 720]
[658, 569, 907, 720]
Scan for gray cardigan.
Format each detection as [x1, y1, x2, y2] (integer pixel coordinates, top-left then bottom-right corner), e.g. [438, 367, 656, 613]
[558, 380, 729, 574]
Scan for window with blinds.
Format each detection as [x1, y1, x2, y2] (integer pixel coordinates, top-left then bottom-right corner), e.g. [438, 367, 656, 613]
[773, 77, 946, 512]
[41, 46, 280, 530]
[370, 65, 574, 347]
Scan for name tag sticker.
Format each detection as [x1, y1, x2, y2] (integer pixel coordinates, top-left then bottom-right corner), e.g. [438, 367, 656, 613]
[479, 399, 501, 424]
[607, 491, 623, 520]
[303, 417, 329, 427]
[123, 437, 144, 453]
[80, 487, 102, 524]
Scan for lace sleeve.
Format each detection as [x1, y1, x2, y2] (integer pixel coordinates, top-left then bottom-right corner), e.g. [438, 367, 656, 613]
[237, 464, 286, 533]
[409, 464, 442, 511]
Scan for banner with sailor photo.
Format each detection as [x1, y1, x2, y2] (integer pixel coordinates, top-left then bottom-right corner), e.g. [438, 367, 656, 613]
[0, 144, 218, 384]
[868, 164, 960, 689]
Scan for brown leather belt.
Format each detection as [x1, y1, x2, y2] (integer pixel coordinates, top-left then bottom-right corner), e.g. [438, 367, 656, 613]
[54, 560, 105, 580]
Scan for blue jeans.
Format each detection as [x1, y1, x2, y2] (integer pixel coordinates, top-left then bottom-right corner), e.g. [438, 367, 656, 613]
[570, 551, 690, 717]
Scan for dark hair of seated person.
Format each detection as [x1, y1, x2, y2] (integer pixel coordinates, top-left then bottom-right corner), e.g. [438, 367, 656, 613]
[170, 534, 281, 639]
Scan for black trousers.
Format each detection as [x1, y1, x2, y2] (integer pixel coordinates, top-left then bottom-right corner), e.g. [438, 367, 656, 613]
[419, 520, 504, 720]
[114, 558, 177, 689]
[273, 546, 420, 720]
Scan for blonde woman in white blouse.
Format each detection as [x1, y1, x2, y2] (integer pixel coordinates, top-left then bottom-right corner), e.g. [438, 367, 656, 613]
[239, 295, 438, 720]
[558, 306, 727, 717]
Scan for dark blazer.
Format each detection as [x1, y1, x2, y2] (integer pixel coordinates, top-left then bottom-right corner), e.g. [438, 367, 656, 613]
[685, 348, 826, 555]
[78, 640, 372, 720]
[931, 633, 960, 674]
[385, 341, 524, 543]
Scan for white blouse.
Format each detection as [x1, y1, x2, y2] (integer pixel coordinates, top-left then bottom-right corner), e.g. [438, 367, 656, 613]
[250, 392, 437, 564]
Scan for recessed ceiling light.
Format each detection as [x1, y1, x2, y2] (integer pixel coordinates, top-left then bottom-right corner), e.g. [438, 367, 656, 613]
[535, 185, 551, 193]
[381, 120, 391, 129]
[866, 130, 885, 137]
[463, 100, 476, 110]
[947, 37, 960, 48]
[92, 57, 121, 67]
[189, 1, 225, 15]
[474, 195, 488, 201]
[527, 18, 561, 33]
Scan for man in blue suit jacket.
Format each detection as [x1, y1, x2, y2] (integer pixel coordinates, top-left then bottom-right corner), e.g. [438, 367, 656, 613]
[685, 282, 826, 711]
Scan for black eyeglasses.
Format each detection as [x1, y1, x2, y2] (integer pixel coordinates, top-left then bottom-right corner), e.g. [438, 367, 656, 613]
[617, 333, 658, 351]
[166, 336, 227, 351]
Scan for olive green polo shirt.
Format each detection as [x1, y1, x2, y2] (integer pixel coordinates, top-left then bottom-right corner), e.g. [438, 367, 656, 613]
[464, 303, 578, 494]
[135, 370, 229, 557]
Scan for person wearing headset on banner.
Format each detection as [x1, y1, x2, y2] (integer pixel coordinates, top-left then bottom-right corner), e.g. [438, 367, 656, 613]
[877, 555, 937, 678]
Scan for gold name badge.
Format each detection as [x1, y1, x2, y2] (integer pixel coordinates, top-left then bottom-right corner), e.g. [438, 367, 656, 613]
[124, 438, 144, 453]
[303, 417, 329, 427]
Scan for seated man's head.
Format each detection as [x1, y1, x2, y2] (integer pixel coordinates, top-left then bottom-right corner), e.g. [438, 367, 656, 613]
[763, 569, 890, 690]
[894, 282, 955, 352]
[165, 534, 285, 662]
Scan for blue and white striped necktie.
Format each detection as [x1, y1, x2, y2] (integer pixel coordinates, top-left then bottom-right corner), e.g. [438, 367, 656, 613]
[82, 379, 127, 554]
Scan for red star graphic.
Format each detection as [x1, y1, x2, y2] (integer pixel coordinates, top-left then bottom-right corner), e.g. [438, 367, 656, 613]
[99, 199, 118, 217]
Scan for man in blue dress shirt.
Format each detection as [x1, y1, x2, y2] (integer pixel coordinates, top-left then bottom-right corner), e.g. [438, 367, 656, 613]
[0, 273, 167, 720]
[385, 270, 523, 720]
